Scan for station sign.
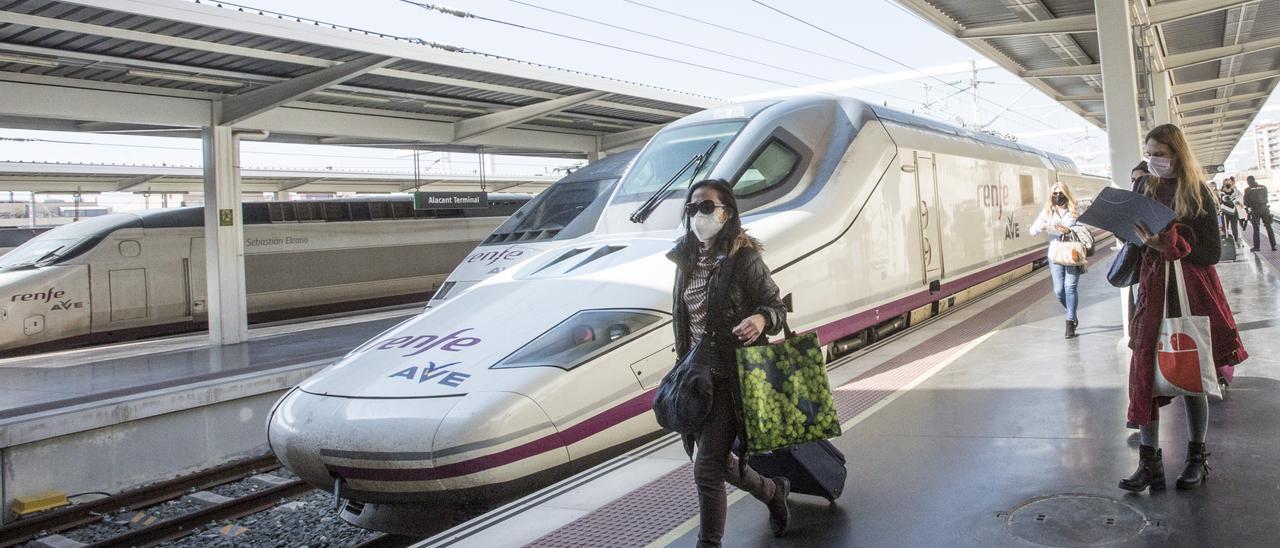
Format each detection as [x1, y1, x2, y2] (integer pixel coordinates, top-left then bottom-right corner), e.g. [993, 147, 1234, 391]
[413, 191, 489, 210]
[1205, 164, 1226, 174]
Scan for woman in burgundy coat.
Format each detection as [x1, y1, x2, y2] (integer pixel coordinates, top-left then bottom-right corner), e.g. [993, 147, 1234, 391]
[1121, 124, 1247, 493]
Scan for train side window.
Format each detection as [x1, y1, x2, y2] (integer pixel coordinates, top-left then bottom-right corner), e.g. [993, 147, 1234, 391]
[349, 202, 371, 221]
[324, 203, 351, 222]
[369, 202, 391, 220]
[390, 201, 413, 219]
[268, 203, 285, 223]
[1020, 175, 1035, 206]
[281, 203, 298, 222]
[734, 140, 800, 197]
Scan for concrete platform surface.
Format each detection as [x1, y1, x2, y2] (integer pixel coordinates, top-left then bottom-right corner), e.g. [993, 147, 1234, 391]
[423, 248, 1280, 548]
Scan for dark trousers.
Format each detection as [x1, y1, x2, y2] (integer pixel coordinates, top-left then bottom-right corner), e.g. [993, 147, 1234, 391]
[694, 377, 777, 547]
[1251, 211, 1276, 250]
[1224, 214, 1242, 242]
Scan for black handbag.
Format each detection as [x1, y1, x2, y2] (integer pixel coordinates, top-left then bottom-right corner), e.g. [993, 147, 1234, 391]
[652, 339, 714, 435]
[1107, 176, 1147, 288]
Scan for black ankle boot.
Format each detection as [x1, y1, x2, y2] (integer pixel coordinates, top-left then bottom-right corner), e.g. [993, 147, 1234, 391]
[1065, 319, 1078, 339]
[768, 477, 790, 538]
[1119, 445, 1165, 492]
[1176, 442, 1211, 489]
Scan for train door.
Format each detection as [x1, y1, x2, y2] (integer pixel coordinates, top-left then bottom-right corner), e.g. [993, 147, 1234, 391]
[915, 153, 944, 288]
[188, 238, 207, 320]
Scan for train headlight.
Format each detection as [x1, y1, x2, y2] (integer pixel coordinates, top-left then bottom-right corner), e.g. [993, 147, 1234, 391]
[493, 309, 666, 371]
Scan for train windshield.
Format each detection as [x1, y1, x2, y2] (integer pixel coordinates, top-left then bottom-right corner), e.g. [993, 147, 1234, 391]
[601, 121, 744, 232]
[612, 122, 742, 204]
[512, 177, 616, 232]
[0, 215, 134, 270]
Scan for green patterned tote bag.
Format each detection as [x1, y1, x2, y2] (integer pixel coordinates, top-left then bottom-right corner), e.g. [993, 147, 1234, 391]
[736, 323, 841, 455]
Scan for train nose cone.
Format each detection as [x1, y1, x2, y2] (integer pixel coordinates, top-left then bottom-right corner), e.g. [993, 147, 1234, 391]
[267, 388, 566, 504]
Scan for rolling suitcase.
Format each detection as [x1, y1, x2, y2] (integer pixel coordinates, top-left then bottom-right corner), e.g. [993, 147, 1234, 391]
[745, 439, 847, 502]
[1221, 236, 1237, 262]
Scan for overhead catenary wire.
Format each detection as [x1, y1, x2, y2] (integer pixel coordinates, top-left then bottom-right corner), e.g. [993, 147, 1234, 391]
[416, 0, 927, 108]
[621, 0, 884, 74]
[508, 0, 835, 84]
[398, 0, 801, 88]
[749, 0, 1057, 130]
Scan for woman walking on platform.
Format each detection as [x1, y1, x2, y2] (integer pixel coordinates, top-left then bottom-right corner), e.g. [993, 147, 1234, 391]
[1030, 182, 1083, 338]
[668, 179, 791, 547]
[1121, 124, 1247, 493]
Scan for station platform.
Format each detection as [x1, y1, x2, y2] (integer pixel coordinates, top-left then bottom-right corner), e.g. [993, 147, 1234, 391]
[420, 248, 1280, 547]
[0, 307, 413, 420]
[0, 306, 416, 521]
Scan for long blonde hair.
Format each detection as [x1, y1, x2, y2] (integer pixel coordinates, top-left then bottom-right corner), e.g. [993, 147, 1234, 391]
[1144, 124, 1209, 220]
[1043, 181, 1078, 219]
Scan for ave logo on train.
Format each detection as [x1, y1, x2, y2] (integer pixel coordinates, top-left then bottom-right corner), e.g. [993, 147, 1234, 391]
[353, 328, 482, 389]
[977, 182, 1022, 241]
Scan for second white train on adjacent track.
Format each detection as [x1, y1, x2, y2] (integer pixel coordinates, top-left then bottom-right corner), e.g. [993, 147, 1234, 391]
[268, 95, 1108, 533]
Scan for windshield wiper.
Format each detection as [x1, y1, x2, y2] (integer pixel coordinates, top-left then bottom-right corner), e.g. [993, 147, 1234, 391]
[31, 245, 65, 266]
[629, 141, 719, 224]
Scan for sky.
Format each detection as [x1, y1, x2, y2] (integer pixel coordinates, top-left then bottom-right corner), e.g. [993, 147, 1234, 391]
[2, 0, 1277, 180]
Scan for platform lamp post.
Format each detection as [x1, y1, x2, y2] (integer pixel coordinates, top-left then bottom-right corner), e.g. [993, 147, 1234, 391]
[1095, 0, 1146, 342]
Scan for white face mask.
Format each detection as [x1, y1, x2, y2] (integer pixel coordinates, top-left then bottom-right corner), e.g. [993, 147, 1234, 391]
[691, 212, 725, 243]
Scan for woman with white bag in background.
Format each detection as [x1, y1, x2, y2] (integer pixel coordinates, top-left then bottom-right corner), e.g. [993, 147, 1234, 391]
[1121, 124, 1248, 493]
[1031, 182, 1087, 338]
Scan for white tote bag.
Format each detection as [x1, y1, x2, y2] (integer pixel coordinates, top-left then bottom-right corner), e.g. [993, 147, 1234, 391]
[1154, 260, 1222, 399]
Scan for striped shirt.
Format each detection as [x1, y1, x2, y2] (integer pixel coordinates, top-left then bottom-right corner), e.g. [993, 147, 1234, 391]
[684, 247, 716, 349]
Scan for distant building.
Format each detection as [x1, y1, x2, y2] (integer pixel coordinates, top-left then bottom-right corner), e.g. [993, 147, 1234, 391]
[1254, 122, 1280, 172]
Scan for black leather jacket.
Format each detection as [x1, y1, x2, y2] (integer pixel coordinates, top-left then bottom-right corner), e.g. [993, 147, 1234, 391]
[667, 232, 787, 380]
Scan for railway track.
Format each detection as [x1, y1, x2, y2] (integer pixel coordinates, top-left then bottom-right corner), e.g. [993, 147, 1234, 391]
[0, 455, 311, 548]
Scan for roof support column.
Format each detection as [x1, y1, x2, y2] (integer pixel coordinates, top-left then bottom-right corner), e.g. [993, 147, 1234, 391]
[1151, 70, 1174, 127]
[201, 124, 248, 347]
[1095, 0, 1144, 337]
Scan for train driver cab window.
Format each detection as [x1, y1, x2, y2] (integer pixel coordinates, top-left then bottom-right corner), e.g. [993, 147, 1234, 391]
[735, 140, 800, 196]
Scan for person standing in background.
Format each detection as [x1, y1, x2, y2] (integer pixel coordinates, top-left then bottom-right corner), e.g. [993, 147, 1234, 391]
[1220, 179, 1243, 247]
[1243, 175, 1276, 252]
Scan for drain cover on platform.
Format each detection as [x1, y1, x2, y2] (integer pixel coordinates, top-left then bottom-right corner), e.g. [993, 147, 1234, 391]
[1004, 494, 1148, 547]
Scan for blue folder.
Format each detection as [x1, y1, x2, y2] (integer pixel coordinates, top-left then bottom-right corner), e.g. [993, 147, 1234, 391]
[1077, 187, 1176, 245]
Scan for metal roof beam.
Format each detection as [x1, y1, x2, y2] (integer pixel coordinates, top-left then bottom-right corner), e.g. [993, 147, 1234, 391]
[1180, 110, 1256, 125]
[1023, 64, 1102, 78]
[218, 55, 395, 126]
[1057, 93, 1104, 102]
[601, 124, 665, 152]
[1185, 121, 1248, 135]
[1172, 68, 1280, 95]
[957, 13, 1096, 39]
[276, 177, 328, 192]
[400, 179, 447, 191]
[116, 174, 162, 191]
[1164, 36, 1280, 70]
[1176, 91, 1271, 113]
[453, 91, 608, 142]
[1149, 0, 1257, 25]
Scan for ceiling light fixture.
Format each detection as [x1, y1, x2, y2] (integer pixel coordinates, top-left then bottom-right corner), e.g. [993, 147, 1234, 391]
[314, 90, 392, 103]
[127, 69, 243, 88]
[0, 53, 60, 68]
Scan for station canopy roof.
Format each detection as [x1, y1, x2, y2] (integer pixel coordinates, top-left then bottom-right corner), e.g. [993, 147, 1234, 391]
[0, 161, 555, 194]
[0, 0, 722, 158]
[895, 0, 1280, 168]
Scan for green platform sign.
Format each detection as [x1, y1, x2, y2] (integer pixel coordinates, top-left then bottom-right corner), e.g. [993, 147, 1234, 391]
[413, 191, 489, 210]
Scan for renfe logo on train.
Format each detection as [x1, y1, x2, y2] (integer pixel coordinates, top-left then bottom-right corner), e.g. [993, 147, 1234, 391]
[466, 248, 524, 266]
[354, 328, 482, 357]
[12, 288, 65, 303]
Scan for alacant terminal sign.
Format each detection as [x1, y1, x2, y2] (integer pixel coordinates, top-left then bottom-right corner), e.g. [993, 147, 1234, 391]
[413, 191, 489, 210]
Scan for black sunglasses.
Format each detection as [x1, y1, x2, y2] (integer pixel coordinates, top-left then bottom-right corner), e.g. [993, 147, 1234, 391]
[685, 200, 728, 217]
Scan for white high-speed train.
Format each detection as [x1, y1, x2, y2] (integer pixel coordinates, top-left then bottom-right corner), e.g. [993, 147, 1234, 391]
[0, 196, 528, 355]
[268, 96, 1108, 533]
